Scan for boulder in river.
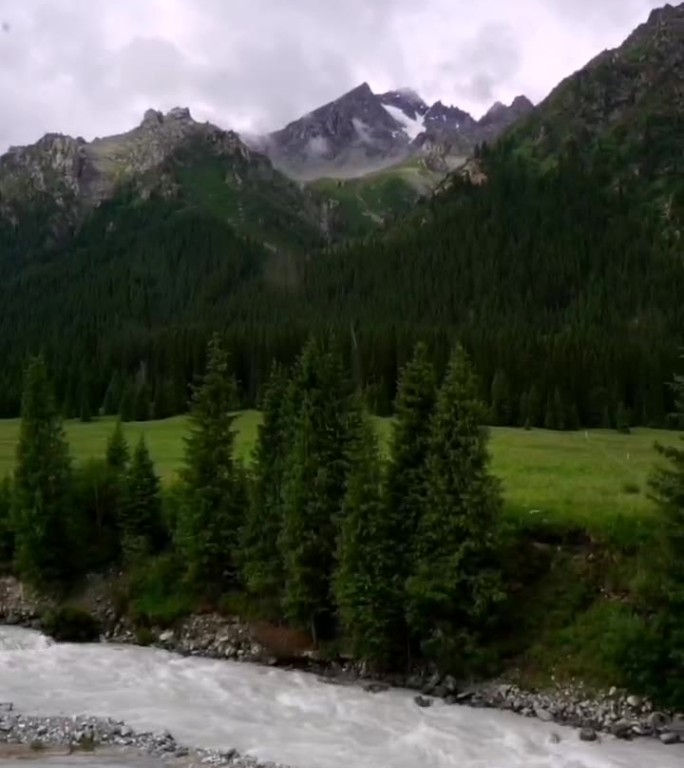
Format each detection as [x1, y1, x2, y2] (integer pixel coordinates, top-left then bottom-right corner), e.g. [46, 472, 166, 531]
[414, 695, 433, 708]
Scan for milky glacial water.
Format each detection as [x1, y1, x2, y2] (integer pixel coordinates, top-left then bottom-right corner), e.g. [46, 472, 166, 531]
[0, 627, 681, 768]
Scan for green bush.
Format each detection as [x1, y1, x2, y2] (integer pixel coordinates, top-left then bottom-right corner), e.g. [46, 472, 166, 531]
[41, 607, 101, 643]
[127, 553, 195, 628]
[135, 626, 156, 646]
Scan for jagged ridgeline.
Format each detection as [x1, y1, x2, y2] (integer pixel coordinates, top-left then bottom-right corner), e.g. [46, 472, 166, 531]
[0, 3, 683, 422]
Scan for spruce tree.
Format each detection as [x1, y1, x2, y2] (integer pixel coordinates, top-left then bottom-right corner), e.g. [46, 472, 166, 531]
[241, 363, 290, 605]
[280, 337, 353, 641]
[13, 356, 73, 587]
[176, 334, 242, 590]
[121, 436, 164, 561]
[407, 346, 503, 673]
[553, 388, 566, 431]
[527, 384, 543, 428]
[385, 342, 437, 574]
[0, 477, 14, 565]
[490, 369, 512, 426]
[627, 373, 684, 707]
[335, 409, 403, 669]
[616, 402, 631, 434]
[106, 420, 130, 472]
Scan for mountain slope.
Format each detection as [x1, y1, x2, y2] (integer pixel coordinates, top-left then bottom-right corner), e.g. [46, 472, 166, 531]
[507, 2, 684, 218]
[0, 108, 327, 255]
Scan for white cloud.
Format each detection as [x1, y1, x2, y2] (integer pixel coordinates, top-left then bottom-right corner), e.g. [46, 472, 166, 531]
[0, 0, 669, 151]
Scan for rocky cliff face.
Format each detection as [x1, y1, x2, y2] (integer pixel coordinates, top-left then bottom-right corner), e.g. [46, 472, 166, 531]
[261, 84, 533, 180]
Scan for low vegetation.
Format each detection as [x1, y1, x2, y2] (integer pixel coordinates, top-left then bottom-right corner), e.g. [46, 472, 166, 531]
[41, 607, 102, 643]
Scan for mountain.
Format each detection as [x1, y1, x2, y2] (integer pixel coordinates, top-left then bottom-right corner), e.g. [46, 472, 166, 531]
[0, 2, 682, 422]
[506, 2, 684, 216]
[0, 107, 328, 253]
[261, 84, 533, 180]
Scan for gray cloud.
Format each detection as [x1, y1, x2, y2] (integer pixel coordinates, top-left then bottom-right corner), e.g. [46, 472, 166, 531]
[0, 0, 670, 151]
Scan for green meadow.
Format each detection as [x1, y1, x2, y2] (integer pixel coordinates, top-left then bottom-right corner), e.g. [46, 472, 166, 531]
[0, 413, 679, 542]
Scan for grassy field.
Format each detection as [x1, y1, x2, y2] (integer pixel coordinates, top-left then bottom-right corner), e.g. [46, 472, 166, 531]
[0, 412, 679, 541]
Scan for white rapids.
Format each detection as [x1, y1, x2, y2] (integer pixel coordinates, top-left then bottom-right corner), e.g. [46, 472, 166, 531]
[0, 627, 680, 768]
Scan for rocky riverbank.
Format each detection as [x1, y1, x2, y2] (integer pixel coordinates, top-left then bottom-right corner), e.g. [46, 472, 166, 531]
[0, 703, 286, 768]
[1, 576, 683, 748]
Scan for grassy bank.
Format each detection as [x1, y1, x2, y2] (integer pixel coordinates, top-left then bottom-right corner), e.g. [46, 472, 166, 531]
[0, 414, 677, 542]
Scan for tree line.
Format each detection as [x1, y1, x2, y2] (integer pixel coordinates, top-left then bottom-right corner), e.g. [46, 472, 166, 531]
[1, 336, 684, 705]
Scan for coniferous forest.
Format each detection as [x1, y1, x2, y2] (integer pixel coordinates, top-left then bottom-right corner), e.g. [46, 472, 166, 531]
[0, 143, 682, 427]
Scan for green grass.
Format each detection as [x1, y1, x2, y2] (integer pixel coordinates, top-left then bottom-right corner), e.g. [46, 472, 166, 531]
[0, 414, 679, 541]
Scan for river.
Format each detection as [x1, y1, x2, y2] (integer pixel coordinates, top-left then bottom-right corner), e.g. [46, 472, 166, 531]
[0, 627, 680, 768]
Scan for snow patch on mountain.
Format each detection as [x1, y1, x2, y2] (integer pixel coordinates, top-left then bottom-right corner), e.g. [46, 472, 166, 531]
[381, 104, 425, 140]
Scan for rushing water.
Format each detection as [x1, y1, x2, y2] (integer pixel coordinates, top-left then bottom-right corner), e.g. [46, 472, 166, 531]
[0, 627, 681, 768]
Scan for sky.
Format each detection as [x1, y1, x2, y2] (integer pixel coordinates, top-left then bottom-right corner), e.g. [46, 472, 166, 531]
[0, 0, 670, 151]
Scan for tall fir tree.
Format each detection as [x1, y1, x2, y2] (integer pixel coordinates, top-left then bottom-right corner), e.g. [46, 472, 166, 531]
[384, 342, 437, 601]
[106, 420, 130, 472]
[335, 408, 404, 669]
[176, 334, 242, 590]
[12, 355, 73, 587]
[241, 362, 290, 606]
[407, 345, 503, 673]
[121, 436, 165, 561]
[490, 369, 512, 426]
[280, 337, 353, 641]
[624, 372, 684, 707]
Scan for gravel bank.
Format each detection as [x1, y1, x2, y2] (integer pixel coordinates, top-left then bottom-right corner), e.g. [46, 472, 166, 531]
[0, 704, 287, 768]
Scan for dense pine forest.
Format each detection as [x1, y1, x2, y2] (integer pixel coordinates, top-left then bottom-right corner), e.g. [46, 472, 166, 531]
[0, 142, 682, 427]
[2, 341, 684, 708]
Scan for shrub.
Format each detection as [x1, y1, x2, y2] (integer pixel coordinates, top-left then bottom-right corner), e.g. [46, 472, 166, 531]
[41, 607, 101, 643]
[127, 553, 195, 628]
[622, 481, 641, 496]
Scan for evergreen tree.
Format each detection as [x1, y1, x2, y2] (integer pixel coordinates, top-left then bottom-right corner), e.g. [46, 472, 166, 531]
[527, 384, 543, 428]
[280, 337, 353, 641]
[385, 343, 437, 573]
[121, 436, 164, 561]
[407, 346, 503, 672]
[335, 409, 404, 669]
[544, 396, 557, 431]
[241, 363, 290, 605]
[625, 373, 684, 707]
[616, 401, 632, 434]
[176, 334, 242, 590]
[12, 356, 73, 587]
[490, 369, 512, 426]
[79, 366, 92, 423]
[553, 389, 567, 431]
[119, 382, 135, 422]
[0, 477, 14, 564]
[106, 420, 130, 472]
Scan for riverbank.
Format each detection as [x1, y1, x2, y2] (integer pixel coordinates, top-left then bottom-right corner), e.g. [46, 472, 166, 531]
[1, 577, 682, 749]
[0, 704, 285, 768]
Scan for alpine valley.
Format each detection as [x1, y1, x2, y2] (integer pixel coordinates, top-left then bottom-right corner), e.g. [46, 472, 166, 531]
[0, 2, 683, 427]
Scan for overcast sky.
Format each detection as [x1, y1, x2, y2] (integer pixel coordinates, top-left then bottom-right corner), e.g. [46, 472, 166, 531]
[0, 0, 669, 150]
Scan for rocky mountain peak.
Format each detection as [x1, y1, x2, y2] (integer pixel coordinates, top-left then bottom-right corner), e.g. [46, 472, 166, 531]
[0, 106, 258, 225]
[264, 83, 534, 179]
[379, 88, 429, 120]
